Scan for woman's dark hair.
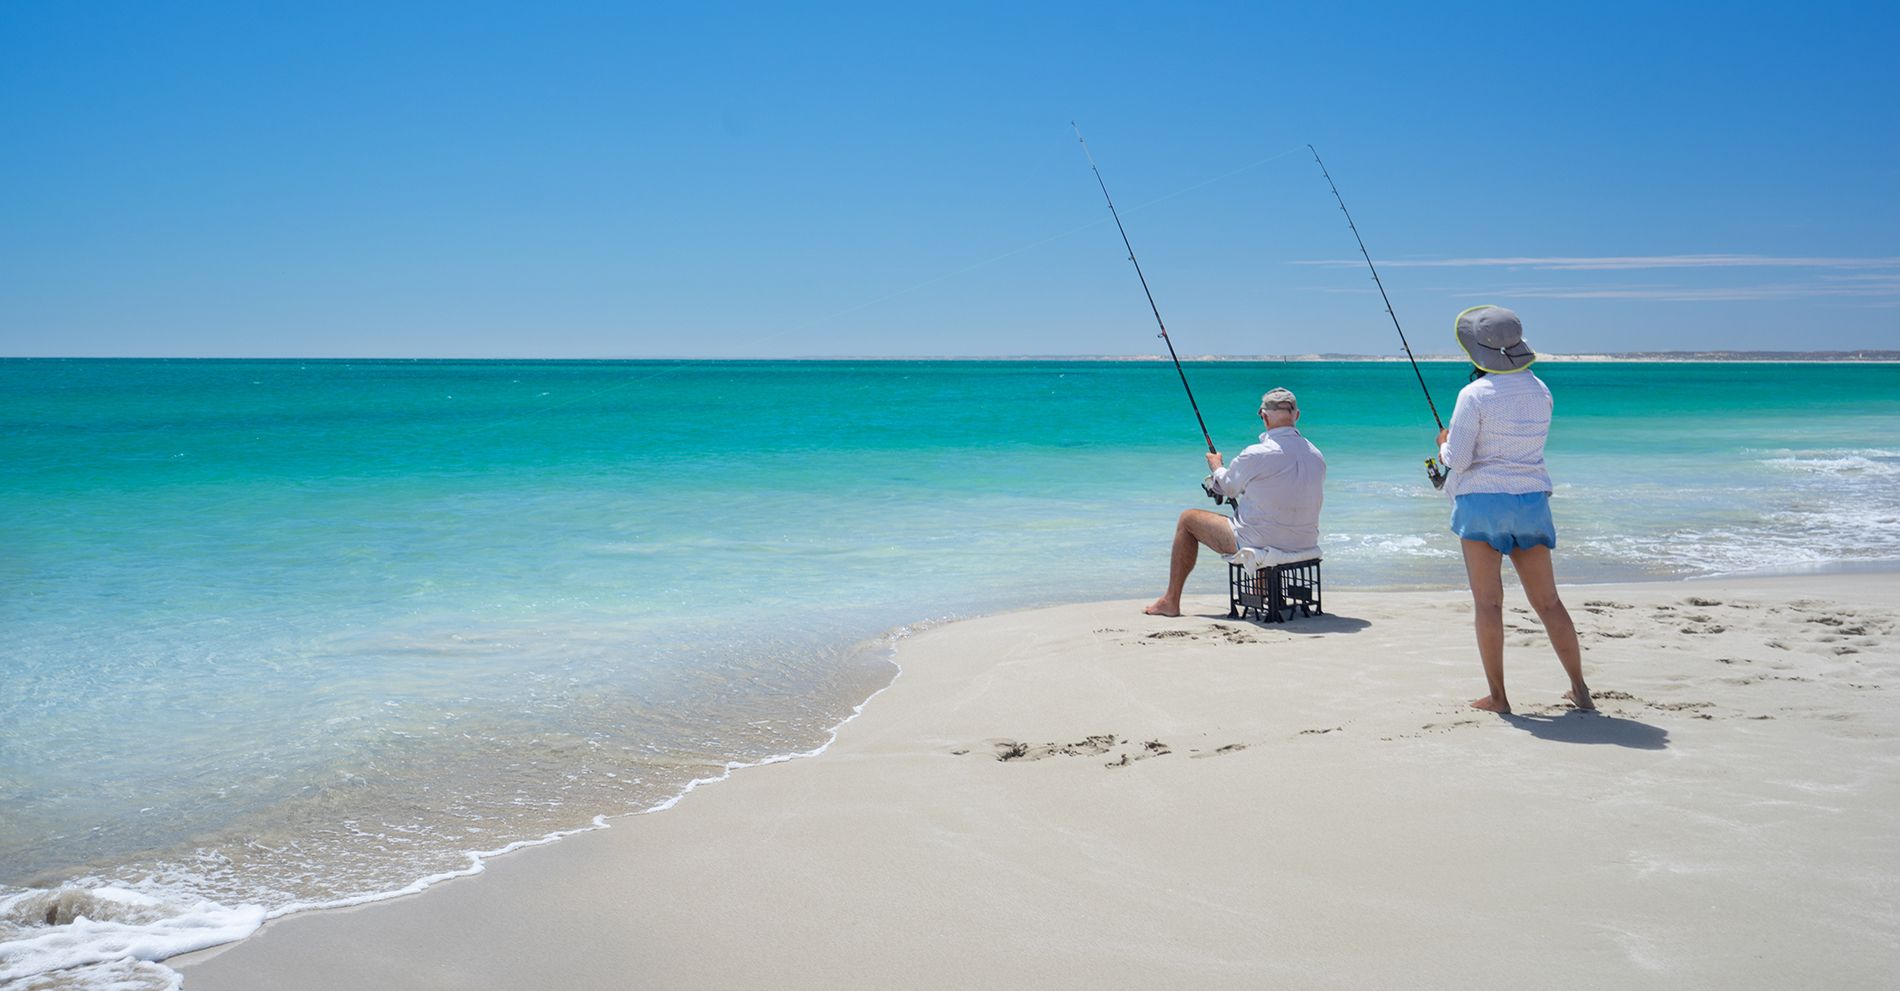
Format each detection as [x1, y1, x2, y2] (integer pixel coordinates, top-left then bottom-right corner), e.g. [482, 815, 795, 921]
[1468, 367, 1489, 382]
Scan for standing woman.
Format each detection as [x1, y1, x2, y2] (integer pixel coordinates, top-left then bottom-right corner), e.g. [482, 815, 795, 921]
[1437, 306, 1592, 714]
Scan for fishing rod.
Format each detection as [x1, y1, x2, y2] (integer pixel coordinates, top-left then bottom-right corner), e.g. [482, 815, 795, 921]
[1072, 123, 1227, 505]
[1307, 145, 1449, 489]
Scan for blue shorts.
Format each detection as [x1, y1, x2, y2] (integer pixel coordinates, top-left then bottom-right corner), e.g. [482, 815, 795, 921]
[1451, 492, 1557, 554]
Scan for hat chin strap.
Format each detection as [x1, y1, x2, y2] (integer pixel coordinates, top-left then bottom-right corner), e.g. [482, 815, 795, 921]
[1482, 343, 1535, 373]
[1461, 340, 1534, 374]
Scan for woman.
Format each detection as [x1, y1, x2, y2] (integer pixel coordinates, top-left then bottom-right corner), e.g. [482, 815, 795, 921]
[1436, 305, 1592, 714]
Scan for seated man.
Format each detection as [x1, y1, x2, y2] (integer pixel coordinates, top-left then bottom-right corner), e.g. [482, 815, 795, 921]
[1145, 388, 1326, 617]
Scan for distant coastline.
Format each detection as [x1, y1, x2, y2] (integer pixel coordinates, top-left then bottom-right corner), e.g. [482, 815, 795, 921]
[780, 351, 1900, 363]
[8, 352, 1899, 363]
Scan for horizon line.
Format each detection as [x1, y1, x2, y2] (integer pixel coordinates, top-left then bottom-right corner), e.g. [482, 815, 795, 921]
[7, 351, 1900, 363]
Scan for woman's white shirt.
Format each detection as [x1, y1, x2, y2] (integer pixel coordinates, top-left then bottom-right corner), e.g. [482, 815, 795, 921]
[1438, 370, 1554, 498]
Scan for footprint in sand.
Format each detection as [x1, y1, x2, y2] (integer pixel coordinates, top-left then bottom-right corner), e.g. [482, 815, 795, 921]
[990, 734, 1120, 762]
[1589, 690, 1721, 719]
[1419, 718, 1485, 733]
[1141, 624, 1267, 645]
[1188, 743, 1249, 759]
[1106, 739, 1174, 768]
[1209, 623, 1261, 644]
[981, 735, 1188, 769]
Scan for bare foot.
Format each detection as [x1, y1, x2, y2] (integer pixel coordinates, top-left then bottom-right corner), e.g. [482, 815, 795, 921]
[1143, 598, 1181, 617]
[1469, 695, 1511, 714]
[1564, 686, 1596, 711]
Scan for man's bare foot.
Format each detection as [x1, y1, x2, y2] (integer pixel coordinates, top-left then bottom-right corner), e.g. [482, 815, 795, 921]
[1564, 686, 1596, 711]
[1469, 695, 1511, 714]
[1143, 598, 1181, 617]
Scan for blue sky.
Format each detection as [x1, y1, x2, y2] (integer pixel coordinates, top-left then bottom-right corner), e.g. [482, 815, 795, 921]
[3, 1, 1895, 358]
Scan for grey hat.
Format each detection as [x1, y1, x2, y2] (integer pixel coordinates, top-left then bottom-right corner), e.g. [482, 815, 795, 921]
[1260, 387, 1297, 411]
[1454, 305, 1537, 373]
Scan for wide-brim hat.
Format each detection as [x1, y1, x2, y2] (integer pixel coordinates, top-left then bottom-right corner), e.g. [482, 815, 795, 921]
[1454, 304, 1537, 373]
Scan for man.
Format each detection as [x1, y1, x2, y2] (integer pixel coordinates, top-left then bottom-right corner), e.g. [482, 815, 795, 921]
[1144, 388, 1326, 617]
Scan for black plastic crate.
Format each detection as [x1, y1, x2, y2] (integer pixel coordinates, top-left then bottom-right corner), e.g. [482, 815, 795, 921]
[1228, 558, 1323, 624]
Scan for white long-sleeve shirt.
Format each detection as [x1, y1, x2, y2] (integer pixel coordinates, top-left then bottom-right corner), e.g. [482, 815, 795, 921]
[1208, 426, 1326, 551]
[1438, 370, 1555, 498]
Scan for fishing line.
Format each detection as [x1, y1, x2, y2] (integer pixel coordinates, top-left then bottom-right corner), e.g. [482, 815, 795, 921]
[1071, 122, 1217, 459]
[1306, 144, 1449, 489]
[1071, 126, 1304, 504]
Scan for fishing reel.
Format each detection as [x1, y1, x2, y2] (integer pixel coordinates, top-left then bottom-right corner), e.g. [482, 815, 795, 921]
[1201, 478, 1236, 507]
[1425, 457, 1447, 490]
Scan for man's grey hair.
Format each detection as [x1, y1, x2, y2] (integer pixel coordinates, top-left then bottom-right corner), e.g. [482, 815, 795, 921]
[1260, 387, 1298, 412]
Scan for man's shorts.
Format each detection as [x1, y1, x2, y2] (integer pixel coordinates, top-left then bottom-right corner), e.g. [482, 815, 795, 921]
[1450, 492, 1557, 554]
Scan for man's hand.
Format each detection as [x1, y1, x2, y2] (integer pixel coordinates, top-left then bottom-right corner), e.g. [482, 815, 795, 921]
[1436, 428, 1449, 446]
[1206, 451, 1223, 471]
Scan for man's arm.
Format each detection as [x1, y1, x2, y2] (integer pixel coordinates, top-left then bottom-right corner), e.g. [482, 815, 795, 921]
[1209, 445, 1274, 498]
[1204, 450, 1231, 497]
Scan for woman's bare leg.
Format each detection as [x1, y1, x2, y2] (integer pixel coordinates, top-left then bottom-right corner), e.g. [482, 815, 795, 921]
[1461, 539, 1510, 712]
[1508, 545, 1593, 709]
[1145, 509, 1239, 616]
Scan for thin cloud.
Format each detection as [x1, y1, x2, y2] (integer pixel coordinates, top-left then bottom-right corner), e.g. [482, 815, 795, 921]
[1819, 272, 1900, 284]
[1291, 254, 1900, 271]
[1470, 282, 1900, 302]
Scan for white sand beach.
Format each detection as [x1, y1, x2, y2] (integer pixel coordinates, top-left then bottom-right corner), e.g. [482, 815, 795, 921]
[174, 573, 1900, 990]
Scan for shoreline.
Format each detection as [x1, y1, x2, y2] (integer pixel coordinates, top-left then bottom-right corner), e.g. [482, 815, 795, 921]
[0, 631, 909, 991]
[171, 572, 1900, 989]
[14, 562, 1900, 988]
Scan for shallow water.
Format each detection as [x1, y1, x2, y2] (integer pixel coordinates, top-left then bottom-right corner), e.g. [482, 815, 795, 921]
[3, 357, 1897, 987]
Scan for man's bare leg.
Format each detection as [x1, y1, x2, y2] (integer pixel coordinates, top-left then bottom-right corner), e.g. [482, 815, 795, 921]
[1508, 545, 1593, 710]
[1144, 509, 1239, 616]
[1461, 539, 1511, 713]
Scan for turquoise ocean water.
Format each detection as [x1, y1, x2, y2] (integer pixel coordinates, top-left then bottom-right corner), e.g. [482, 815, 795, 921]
[4, 358, 1898, 987]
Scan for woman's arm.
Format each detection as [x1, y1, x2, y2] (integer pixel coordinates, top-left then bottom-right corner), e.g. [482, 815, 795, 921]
[1439, 389, 1481, 472]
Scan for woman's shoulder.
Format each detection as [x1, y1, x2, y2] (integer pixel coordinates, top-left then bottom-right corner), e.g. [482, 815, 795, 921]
[1494, 369, 1551, 394]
